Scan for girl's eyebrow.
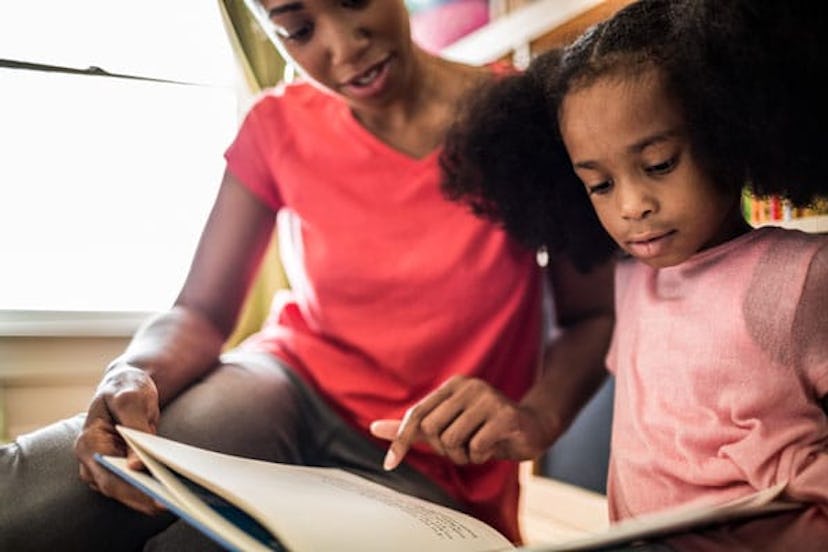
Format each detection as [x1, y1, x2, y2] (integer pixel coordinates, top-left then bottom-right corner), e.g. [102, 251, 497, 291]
[628, 129, 682, 154]
[268, 2, 303, 18]
[571, 129, 682, 171]
[572, 159, 601, 171]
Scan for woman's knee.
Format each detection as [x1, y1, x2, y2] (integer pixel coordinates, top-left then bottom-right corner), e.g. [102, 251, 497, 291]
[0, 414, 168, 550]
[157, 360, 305, 462]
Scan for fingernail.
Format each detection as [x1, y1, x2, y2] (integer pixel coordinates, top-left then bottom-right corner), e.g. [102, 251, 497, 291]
[383, 450, 397, 471]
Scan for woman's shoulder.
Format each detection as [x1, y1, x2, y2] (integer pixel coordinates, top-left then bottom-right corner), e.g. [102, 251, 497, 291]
[234, 80, 345, 148]
[486, 59, 519, 77]
[436, 57, 518, 99]
[245, 80, 337, 120]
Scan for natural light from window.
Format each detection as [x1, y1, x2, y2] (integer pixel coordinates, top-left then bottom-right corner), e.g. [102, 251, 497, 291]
[0, 2, 242, 316]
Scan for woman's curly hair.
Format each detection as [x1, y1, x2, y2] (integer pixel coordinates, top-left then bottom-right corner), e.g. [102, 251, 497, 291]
[441, 0, 828, 272]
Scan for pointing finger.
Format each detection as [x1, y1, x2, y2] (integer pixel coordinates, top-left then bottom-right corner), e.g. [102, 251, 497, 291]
[369, 419, 401, 441]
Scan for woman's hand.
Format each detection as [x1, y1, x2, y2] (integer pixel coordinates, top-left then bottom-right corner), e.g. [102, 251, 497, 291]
[370, 375, 551, 470]
[70, 172, 272, 515]
[74, 364, 165, 515]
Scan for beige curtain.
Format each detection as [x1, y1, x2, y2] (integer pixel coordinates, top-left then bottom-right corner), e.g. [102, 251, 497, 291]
[217, 0, 290, 348]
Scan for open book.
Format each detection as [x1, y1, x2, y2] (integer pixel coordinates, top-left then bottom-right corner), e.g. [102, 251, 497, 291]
[96, 426, 801, 552]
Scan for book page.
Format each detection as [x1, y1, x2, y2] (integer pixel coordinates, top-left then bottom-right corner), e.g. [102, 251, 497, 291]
[98, 455, 276, 552]
[117, 427, 514, 552]
[520, 482, 801, 551]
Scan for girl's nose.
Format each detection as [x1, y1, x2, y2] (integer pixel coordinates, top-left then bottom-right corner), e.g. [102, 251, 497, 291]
[617, 181, 657, 221]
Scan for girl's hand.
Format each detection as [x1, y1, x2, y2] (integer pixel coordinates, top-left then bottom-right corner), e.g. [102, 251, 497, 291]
[370, 375, 549, 470]
[74, 364, 166, 515]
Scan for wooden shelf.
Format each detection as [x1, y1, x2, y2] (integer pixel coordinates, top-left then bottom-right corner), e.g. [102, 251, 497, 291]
[755, 215, 828, 234]
[441, 0, 635, 66]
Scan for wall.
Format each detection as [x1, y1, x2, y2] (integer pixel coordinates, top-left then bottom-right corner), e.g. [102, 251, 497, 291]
[0, 336, 128, 440]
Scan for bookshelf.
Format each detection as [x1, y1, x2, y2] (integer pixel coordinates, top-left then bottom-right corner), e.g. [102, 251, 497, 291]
[441, 0, 635, 67]
[443, 2, 827, 237]
[756, 215, 828, 234]
[743, 194, 828, 234]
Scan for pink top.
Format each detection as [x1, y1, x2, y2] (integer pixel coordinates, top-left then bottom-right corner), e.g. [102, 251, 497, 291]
[223, 81, 542, 541]
[607, 226, 828, 521]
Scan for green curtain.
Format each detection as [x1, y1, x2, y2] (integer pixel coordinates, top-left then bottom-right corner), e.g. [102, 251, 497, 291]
[218, 0, 285, 90]
[217, 0, 290, 348]
[0, 390, 6, 443]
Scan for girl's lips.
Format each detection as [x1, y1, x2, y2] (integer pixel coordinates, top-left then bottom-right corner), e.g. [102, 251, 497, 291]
[341, 57, 392, 100]
[626, 230, 677, 259]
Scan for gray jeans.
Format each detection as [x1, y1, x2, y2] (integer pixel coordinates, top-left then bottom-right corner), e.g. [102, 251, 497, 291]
[0, 351, 460, 551]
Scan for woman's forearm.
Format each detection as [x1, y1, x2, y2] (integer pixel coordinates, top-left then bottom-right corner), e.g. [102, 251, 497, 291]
[106, 305, 226, 406]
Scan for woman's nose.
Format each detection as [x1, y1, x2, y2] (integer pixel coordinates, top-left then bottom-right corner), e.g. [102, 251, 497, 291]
[324, 21, 370, 65]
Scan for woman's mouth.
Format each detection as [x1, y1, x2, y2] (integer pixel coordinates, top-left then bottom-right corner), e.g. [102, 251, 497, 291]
[342, 57, 392, 99]
[353, 64, 383, 85]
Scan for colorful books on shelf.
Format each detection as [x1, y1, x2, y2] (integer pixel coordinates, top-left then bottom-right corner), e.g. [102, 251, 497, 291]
[96, 426, 802, 552]
[743, 191, 828, 230]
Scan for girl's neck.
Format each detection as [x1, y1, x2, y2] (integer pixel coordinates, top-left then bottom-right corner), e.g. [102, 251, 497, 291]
[700, 197, 753, 253]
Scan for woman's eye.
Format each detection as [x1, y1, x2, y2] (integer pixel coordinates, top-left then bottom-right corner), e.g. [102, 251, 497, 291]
[646, 156, 677, 175]
[341, 0, 368, 7]
[287, 24, 312, 41]
[276, 22, 313, 42]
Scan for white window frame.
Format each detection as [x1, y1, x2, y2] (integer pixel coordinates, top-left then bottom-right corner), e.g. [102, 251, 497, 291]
[0, 1, 244, 336]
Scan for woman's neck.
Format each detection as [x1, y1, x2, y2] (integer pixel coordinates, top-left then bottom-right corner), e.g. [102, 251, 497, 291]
[351, 49, 491, 158]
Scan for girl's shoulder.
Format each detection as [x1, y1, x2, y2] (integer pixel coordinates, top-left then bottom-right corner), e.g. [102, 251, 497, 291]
[743, 226, 827, 338]
[749, 227, 828, 390]
[752, 225, 828, 258]
[614, 227, 827, 298]
[725, 227, 827, 293]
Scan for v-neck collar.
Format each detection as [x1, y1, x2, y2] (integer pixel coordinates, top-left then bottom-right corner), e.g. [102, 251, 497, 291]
[335, 100, 441, 167]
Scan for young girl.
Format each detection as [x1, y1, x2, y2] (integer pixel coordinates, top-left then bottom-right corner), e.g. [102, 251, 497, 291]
[443, 0, 827, 547]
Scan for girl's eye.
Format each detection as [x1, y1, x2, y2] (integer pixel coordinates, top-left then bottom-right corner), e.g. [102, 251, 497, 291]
[341, 0, 369, 7]
[645, 156, 678, 175]
[587, 180, 612, 196]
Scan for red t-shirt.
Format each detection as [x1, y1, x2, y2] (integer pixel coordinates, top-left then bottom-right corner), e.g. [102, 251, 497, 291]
[224, 80, 542, 541]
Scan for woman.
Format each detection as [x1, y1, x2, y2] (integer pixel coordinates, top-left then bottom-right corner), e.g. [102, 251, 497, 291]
[0, 1, 613, 549]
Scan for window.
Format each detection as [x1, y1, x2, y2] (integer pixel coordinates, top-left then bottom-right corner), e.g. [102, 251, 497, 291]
[0, 2, 241, 321]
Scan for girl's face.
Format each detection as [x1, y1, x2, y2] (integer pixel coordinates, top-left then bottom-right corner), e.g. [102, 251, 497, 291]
[258, 0, 415, 110]
[559, 68, 743, 269]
